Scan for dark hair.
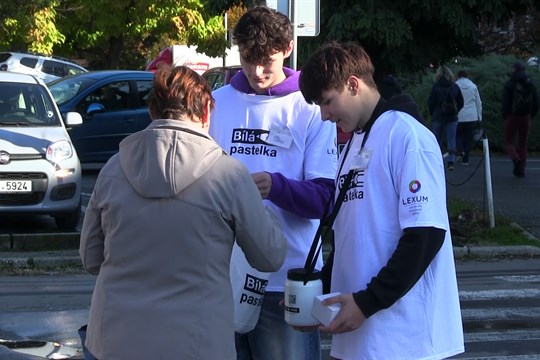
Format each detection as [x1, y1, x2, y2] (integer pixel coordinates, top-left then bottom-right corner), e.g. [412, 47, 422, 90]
[513, 61, 526, 72]
[299, 41, 376, 104]
[148, 65, 214, 121]
[457, 70, 468, 78]
[233, 6, 292, 64]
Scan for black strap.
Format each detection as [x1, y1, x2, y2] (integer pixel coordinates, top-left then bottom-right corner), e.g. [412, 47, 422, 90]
[302, 97, 386, 279]
[303, 169, 354, 278]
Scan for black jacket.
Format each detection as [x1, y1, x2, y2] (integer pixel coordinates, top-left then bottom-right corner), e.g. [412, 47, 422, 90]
[428, 78, 464, 123]
[502, 70, 539, 118]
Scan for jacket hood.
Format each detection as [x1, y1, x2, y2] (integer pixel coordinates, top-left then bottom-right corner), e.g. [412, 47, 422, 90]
[437, 77, 453, 87]
[456, 77, 474, 89]
[230, 67, 299, 96]
[379, 93, 424, 123]
[511, 70, 529, 83]
[118, 119, 223, 198]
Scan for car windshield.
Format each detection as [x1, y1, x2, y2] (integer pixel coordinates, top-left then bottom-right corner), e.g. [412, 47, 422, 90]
[0, 82, 61, 126]
[48, 76, 97, 105]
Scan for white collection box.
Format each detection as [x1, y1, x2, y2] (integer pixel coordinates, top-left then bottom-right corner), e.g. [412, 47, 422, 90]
[311, 292, 341, 326]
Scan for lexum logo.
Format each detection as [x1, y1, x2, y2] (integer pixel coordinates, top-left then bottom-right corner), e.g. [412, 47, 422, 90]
[409, 180, 421, 193]
[0, 151, 10, 165]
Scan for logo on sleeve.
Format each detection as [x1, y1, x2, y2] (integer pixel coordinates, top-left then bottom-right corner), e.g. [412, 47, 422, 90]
[402, 179, 428, 215]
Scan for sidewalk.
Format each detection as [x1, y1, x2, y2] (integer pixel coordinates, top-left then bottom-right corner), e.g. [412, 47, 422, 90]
[1, 239, 540, 275]
[1, 155, 539, 272]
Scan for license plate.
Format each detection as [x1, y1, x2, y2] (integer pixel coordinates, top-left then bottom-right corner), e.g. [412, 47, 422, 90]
[0, 180, 32, 193]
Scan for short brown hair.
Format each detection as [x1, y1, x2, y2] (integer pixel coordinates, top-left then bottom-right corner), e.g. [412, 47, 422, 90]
[148, 65, 214, 121]
[299, 41, 376, 104]
[233, 6, 292, 63]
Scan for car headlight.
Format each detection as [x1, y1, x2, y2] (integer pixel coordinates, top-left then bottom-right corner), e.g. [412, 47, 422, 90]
[46, 140, 73, 162]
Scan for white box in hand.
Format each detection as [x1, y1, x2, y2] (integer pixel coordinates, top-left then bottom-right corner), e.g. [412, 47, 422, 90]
[311, 292, 341, 326]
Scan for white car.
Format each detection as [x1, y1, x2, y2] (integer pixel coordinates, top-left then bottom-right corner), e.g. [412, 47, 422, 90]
[0, 72, 83, 229]
[0, 52, 87, 84]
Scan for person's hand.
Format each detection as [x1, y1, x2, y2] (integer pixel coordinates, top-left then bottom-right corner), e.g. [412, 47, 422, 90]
[278, 298, 321, 333]
[251, 172, 272, 199]
[318, 293, 366, 335]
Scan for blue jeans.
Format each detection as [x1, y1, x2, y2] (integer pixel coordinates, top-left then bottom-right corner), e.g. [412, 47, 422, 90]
[432, 119, 458, 164]
[235, 291, 321, 360]
[456, 121, 476, 163]
[78, 325, 98, 360]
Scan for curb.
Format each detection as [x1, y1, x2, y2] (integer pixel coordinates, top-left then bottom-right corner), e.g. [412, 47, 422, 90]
[453, 245, 540, 259]
[1, 246, 540, 274]
[1, 232, 539, 273]
[0, 232, 80, 251]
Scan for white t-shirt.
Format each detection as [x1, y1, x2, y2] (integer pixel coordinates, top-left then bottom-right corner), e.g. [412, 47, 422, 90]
[331, 110, 464, 359]
[209, 85, 337, 292]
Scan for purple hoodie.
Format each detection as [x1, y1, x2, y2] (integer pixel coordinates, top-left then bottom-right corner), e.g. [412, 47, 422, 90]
[229, 67, 335, 219]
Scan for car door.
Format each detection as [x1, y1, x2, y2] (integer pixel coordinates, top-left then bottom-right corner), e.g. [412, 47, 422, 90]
[68, 80, 138, 163]
[132, 78, 153, 132]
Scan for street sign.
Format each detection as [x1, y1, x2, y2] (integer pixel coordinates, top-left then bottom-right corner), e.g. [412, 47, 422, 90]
[267, 0, 320, 37]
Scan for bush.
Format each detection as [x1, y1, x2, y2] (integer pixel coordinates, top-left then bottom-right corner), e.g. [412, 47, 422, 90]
[402, 55, 540, 152]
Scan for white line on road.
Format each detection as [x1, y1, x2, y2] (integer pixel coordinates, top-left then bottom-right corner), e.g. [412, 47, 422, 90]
[465, 328, 540, 343]
[459, 288, 540, 300]
[457, 355, 540, 360]
[461, 307, 540, 321]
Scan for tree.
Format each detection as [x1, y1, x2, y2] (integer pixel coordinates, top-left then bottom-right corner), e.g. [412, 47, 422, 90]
[54, 0, 228, 69]
[205, 0, 536, 78]
[0, 0, 229, 69]
[0, 1, 65, 54]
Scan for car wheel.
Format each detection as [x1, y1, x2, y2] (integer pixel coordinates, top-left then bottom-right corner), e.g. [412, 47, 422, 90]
[54, 201, 81, 230]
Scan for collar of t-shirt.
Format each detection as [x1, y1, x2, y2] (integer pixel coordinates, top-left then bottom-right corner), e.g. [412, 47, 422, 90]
[230, 67, 299, 96]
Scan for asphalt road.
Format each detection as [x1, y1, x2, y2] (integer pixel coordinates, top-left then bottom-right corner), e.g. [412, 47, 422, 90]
[1, 259, 539, 359]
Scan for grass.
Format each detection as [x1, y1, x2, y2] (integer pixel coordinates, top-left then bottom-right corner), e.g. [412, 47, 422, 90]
[448, 197, 540, 247]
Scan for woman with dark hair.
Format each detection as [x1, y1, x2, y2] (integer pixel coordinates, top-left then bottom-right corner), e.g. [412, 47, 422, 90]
[79, 65, 287, 359]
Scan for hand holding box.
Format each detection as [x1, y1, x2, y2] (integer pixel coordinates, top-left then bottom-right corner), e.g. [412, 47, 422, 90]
[311, 292, 341, 326]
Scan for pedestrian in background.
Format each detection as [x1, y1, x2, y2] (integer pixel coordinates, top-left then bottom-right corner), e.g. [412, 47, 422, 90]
[299, 41, 464, 360]
[428, 65, 464, 171]
[209, 6, 337, 360]
[79, 65, 287, 360]
[378, 74, 402, 100]
[502, 61, 539, 177]
[455, 69, 483, 165]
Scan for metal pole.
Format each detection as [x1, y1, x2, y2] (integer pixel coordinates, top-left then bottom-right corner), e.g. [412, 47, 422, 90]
[289, 0, 297, 70]
[223, 13, 228, 67]
[482, 136, 495, 228]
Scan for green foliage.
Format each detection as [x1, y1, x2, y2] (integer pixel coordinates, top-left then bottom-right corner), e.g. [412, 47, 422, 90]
[0, 1, 65, 53]
[1, 0, 227, 69]
[403, 54, 540, 152]
[447, 197, 539, 247]
[297, 0, 530, 75]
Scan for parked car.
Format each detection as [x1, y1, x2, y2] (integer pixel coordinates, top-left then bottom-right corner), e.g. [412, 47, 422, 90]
[202, 65, 242, 91]
[0, 52, 87, 84]
[48, 70, 154, 163]
[0, 72, 83, 230]
[202, 65, 351, 150]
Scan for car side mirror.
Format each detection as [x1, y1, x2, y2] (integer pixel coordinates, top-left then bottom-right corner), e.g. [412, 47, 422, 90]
[64, 111, 83, 126]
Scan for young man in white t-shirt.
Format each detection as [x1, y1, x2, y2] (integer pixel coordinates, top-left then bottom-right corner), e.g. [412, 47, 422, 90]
[208, 6, 337, 360]
[299, 41, 464, 360]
